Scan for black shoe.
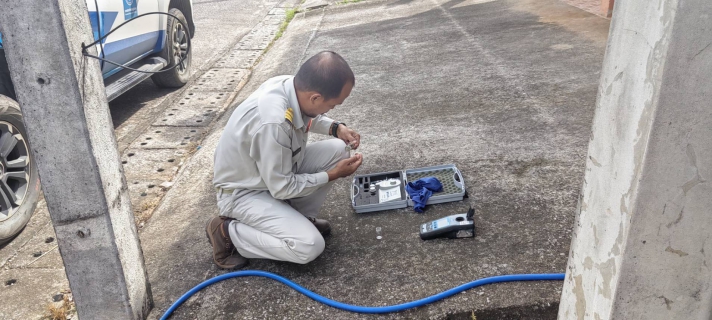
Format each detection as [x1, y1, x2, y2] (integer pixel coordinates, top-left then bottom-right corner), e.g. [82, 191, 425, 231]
[307, 217, 331, 236]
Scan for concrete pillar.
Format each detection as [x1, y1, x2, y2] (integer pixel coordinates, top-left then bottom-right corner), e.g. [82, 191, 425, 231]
[601, 0, 614, 18]
[0, 0, 152, 319]
[559, 0, 712, 319]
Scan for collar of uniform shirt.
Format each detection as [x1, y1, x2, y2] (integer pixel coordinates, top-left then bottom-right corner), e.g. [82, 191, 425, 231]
[282, 76, 311, 130]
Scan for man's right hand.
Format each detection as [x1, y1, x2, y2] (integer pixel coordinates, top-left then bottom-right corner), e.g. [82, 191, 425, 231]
[327, 154, 363, 181]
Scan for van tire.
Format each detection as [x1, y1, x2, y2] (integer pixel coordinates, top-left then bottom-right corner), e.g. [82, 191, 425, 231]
[0, 96, 40, 245]
[152, 8, 192, 88]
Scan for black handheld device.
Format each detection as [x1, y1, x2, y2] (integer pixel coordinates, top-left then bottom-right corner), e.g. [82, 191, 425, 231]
[419, 207, 475, 240]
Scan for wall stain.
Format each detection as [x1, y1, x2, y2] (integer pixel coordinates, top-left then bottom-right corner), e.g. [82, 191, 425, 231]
[658, 295, 673, 310]
[681, 144, 706, 195]
[589, 155, 602, 167]
[573, 274, 587, 320]
[584, 256, 594, 270]
[597, 257, 616, 299]
[613, 71, 624, 82]
[620, 192, 629, 216]
[691, 41, 712, 60]
[611, 219, 623, 255]
[666, 206, 684, 228]
[665, 246, 688, 257]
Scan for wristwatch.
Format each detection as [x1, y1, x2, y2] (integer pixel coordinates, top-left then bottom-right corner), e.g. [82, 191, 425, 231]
[331, 121, 345, 138]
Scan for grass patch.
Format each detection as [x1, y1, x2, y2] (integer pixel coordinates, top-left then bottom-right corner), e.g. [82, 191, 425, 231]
[44, 290, 75, 320]
[261, 7, 299, 59]
[135, 196, 161, 221]
[274, 8, 299, 41]
[339, 0, 363, 4]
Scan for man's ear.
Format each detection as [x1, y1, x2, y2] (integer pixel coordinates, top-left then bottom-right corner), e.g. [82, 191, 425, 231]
[310, 93, 323, 104]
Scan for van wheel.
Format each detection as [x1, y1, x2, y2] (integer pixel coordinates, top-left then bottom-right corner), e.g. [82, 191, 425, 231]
[0, 96, 40, 245]
[152, 8, 192, 88]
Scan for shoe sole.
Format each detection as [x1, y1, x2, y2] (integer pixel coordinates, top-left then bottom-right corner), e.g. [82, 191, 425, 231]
[205, 219, 248, 269]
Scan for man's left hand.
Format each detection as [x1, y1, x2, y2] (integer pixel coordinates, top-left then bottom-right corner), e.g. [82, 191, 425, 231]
[336, 124, 360, 149]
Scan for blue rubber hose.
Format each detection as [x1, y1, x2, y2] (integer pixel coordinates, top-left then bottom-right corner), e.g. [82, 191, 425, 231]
[160, 270, 564, 319]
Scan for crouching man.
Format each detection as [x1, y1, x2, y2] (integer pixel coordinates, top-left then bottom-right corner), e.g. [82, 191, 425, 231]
[207, 51, 362, 269]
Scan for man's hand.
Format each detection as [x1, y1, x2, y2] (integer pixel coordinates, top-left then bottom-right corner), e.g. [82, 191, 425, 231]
[327, 154, 363, 181]
[336, 124, 360, 149]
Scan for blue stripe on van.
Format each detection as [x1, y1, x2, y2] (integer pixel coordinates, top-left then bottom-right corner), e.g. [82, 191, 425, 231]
[101, 30, 165, 78]
[102, 30, 162, 57]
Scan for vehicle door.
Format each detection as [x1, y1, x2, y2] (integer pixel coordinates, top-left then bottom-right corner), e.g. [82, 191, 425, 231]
[87, 0, 161, 77]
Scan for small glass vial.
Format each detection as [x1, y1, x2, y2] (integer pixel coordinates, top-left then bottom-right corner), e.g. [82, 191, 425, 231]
[376, 227, 382, 240]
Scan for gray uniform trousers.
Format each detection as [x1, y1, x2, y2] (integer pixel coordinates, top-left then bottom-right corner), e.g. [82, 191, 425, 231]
[217, 139, 349, 264]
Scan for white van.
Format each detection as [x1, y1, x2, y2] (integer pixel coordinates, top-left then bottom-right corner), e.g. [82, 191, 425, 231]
[0, 0, 196, 244]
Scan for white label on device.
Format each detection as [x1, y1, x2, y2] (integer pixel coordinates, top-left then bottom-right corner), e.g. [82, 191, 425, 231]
[379, 188, 401, 202]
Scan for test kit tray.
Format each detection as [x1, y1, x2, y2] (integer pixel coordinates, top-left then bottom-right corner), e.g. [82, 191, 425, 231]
[351, 164, 466, 213]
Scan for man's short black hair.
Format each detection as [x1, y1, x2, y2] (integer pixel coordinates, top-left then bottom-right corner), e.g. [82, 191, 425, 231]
[294, 51, 355, 100]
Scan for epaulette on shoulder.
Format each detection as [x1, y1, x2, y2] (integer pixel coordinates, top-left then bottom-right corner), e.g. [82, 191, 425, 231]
[284, 107, 294, 126]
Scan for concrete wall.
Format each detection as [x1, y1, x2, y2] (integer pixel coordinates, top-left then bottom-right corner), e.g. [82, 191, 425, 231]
[559, 0, 712, 318]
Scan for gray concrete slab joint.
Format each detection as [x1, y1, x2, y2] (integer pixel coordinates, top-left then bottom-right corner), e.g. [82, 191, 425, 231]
[303, 0, 329, 10]
[191, 68, 250, 92]
[135, 127, 207, 150]
[238, 21, 282, 45]
[215, 50, 263, 69]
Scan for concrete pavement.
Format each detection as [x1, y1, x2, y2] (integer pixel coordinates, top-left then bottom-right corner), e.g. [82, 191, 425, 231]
[142, 0, 609, 319]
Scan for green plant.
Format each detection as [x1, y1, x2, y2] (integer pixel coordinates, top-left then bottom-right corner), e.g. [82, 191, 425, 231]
[275, 8, 299, 41]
